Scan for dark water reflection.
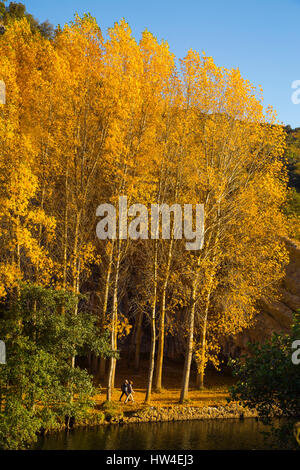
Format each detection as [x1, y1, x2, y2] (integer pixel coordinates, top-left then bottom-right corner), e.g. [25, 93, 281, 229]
[35, 419, 283, 450]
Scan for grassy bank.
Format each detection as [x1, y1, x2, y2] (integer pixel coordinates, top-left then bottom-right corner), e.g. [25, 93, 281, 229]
[65, 360, 254, 429]
[93, 359, 234, 409]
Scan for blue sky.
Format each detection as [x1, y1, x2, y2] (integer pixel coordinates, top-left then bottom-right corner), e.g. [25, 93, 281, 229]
[14, 0, 300, 127]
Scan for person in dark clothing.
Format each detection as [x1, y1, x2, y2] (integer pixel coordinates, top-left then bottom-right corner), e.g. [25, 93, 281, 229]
[125, 380, 135, 403]
[119, 379, 129, 402]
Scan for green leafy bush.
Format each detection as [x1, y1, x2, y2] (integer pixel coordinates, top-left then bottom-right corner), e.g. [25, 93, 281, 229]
[0, 284, 111, 449]
[229, 311, 300, 448]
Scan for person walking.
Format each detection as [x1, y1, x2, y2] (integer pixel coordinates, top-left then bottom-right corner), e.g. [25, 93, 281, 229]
[125, 380, 135, 403]
[119, 379, 129, 402]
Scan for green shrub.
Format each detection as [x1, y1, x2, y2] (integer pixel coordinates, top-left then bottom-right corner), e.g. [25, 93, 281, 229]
[229, 311, 300, 448]
[0, 284, 112, 449]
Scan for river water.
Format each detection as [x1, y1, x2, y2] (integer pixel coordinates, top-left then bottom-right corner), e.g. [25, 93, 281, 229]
[35, 419, 282, 450]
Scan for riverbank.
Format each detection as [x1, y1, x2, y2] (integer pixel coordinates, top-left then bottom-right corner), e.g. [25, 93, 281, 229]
[105, 402, 258, 425]
[70, 364, 257, 429]
[69, 400, 258, 433]
[35, 366, 255, 438]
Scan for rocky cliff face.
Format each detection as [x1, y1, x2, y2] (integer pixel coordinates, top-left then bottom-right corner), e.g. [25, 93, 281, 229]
[225, 238, 300, 356]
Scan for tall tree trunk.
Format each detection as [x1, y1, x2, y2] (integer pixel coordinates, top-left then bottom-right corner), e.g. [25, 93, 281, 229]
[59, 166, 69, 317]
[179, 279, 197, 404]
[107, 240, 121, 401]
[197, 203, 220, 389]
[62, 167, 69, 292]
[197, 269, 214, 389]
[36, 184, 45, 284]
[198, 322, 207, 390]
[99, 241, 114, 379]
[71, 213, 81, 369]
[155, 238, 174, 392]
[145, 240, 158, 404]
[15, 217, 21, 301]
[128, 318, 137, 367]
[111, 333, 117, 390]
[72, 212, 81, 296]
[134, 311, 144, 371]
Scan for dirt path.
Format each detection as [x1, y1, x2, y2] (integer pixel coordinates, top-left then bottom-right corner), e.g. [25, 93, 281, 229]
[94, 359, 234, 409]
